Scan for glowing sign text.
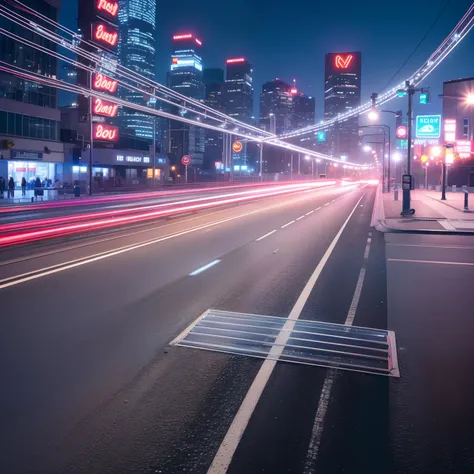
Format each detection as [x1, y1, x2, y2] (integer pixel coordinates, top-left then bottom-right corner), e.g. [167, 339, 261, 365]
[93, 98, 118, 117]
[96, 0, 118, 17]
[93, 124, 119, 141]
[94, 23, 118, 47]
[195, 38, 202, 45]
[227, 58, 245, 64]
[335, 54, 353, 69]
[173, 34, 192, 40]
[291, 88, 298, 95]
[93, 73, 118, 93]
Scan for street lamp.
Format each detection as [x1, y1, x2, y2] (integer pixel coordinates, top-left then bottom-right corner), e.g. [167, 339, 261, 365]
[363, 145, 372, 152]
[466, 93, 474, 105]
[368, 109, 379, 121]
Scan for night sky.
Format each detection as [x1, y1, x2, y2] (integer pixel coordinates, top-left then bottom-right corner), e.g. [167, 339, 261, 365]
[60, 0, 474, 119]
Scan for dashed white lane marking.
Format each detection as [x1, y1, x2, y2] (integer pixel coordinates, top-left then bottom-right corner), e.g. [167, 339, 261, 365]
[207, 195, 364, 474]
[324, 202, 330, 207]
[314, 207, 322, 211]
[256, 229, 277, 242]
[296, 215, 306, 221]
[306, 210, 315, 216]
[273, 248, 279, 254]
[303, 229, 372, 474]
[281, 220, 295, 229]
[189, 259, 221, 276]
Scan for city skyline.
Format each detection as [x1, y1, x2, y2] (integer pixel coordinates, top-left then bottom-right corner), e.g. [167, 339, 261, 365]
[60, 0, 474, 119]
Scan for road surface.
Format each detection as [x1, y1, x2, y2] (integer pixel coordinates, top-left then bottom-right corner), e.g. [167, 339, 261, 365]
[1, 182, 473, 473]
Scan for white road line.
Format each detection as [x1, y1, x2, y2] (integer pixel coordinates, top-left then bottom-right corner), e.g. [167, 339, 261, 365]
[207, 195, 364, 474]
[386, 243, 474, 250]
[273, 248, 279, 254]
[306, 210, 315, 216]
[281, 220, 295, 229]
[439, 220, 456, 231]
[296, 215, 306, 221]
[189, 259, 221, 276]
[256, 229, 277, 242]
[324, 202, 330, 206]
[388, 258, 474, 266]
[314, 207, 322, 211]
[303, 231, 371, 474]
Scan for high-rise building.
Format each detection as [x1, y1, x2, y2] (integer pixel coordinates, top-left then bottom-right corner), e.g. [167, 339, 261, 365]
[323, 52, 361, 160]
[260, 79, 293, 135]
[118, 0, 157, 140]
[0, 0, 65, 187]
[166, 34, 205, 166]
[223, 58, 253, 124]
[292, 93, 315, 130]
[203, 68, 224, 170]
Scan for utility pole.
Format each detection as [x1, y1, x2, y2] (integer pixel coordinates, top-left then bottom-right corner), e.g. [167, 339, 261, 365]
[290, 153, 293, 181]
[89, 70, 94, 196]
[259, 143, 263, 182]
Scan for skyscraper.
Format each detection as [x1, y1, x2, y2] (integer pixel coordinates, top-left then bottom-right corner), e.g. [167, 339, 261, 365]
[203, 68, 224, 170]
[323, 52, 361, 160]
[223, 58, 254, 124]
[166, 34, 205, 166]
[118, 0, 157, 140]
[292, 92, 315, 129]
[0, 0, 64, 187]
[260, 79, 293, 135]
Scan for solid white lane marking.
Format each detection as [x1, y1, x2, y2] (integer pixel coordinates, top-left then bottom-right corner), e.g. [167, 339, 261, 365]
[303, 230, 371, 474]
[387, 243, 474, 250]
[189, 259, 221, 276]
[388, 258, 474, 266]
[439, 220, 456, 231]
[256, 229, 277, 242]
[306, 210, 315, 216]
[281, 220, 295, 229]
[296, 215, 306, 221]
[207, 195, 364, 474]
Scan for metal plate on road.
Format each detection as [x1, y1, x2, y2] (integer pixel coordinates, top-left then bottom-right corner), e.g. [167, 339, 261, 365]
[171, 309, 400, 377]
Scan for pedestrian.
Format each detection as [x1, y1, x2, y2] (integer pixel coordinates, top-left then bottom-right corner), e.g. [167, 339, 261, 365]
[0, 176, 5, 199]
[21, 176, 27, 196]
[8, 177, 15, 199]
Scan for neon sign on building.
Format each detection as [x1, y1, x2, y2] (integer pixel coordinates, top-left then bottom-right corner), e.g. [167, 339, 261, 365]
[96, 0, 118, 18]
[93, 23, 118, 48]
[227, 58, 245, 64]
[335, 54, 353, 69]
[93, 73, 118, 93]
[93, 124, 119, 141]
[93, 98, 118, 117]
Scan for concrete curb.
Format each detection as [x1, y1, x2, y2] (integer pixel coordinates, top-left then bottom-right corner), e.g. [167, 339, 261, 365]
[376, 219, 474, 235]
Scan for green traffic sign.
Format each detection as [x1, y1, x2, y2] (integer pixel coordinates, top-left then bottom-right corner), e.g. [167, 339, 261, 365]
[415, 115, 441, 138]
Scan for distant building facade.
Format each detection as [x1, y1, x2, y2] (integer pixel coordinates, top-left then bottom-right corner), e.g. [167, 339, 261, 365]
[260, 79, 293, 135]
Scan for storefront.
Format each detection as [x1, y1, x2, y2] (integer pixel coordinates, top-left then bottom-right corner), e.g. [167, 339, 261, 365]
[3, 150, 63, 188]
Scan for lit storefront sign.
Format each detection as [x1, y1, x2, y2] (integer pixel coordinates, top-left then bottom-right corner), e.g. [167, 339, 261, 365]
[93, 73, 118, 94]
[93, 124, 119, 141]
[116, 155, 150, 164]
[413, 138, 439, 146]
[96, 0, 119, 18]
[93, 98, 118, 117]
[170, 58, 202, 71]
[93, 22, 119, 49]
[444, 118, 456, 143]
[454, 140, 472, 158]
[12, 150, 43, 161]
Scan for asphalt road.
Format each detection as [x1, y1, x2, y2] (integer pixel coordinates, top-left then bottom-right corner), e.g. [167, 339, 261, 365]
[1, 182, 473, 474]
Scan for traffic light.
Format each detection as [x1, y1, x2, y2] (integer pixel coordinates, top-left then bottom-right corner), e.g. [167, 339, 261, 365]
[419, 93, 430, 104]
[397, 90, 407, 97]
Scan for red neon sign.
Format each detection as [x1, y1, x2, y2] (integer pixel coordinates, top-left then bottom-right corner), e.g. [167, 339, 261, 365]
[96, 0, 118, 17]
[195, 38, 202, 46]
[93, 73, 118, 93]
[93, 98, 118, 118]
[93, 23, 118, 48]
[291, 88, 298, 95]
[226, 58, 245, 64]
[93, 124, 119, 142]
[173, 34, 192, 40]
[335, 54, 353, 69]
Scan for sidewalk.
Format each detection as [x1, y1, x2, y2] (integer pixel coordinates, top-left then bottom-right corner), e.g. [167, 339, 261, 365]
[372, 185, 474, 234]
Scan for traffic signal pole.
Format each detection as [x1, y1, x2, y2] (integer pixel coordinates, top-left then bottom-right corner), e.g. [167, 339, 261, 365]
[402, 81, 416, 216]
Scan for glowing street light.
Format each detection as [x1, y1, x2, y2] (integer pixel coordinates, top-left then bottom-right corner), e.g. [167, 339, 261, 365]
[368, 109, 379, 121]
[466, 93, 474, 105]
[393, 152, 402, 162]
[363, 145, 372, 152]
[305, 155, 310, 160]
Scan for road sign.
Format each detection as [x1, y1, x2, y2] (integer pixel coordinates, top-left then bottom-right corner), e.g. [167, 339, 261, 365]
[317, 131, 326, 142]
[416, 115, 441, 139]
[181, 155, 191, 166]
[396, 125, 407, 139]
[232, 141, 243, 153]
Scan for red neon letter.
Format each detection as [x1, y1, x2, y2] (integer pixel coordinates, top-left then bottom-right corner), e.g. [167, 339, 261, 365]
[93, 73, 118, 93]
[96, 0, 118, 17]
[94, 124, 119, 141]
[94, 23, 118, 47]
[335, 54, 353, 69]
[93, 98, 118, 118]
